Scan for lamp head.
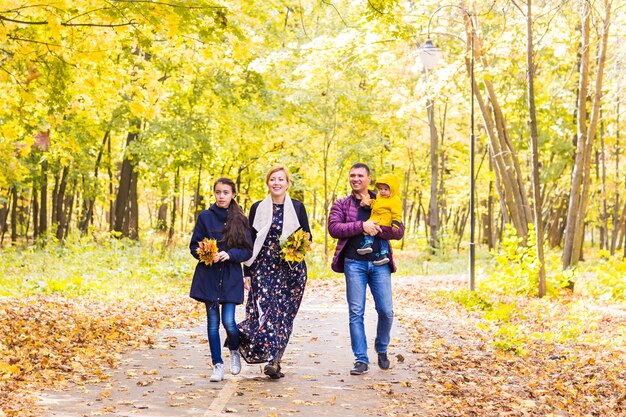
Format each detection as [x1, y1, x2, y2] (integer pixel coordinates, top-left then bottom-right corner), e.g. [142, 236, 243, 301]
[419, 39, 443, 70]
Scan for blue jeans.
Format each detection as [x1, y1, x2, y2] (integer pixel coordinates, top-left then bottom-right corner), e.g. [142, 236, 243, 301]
[206, 302, 239, 365]
[344, 258, 394, 364]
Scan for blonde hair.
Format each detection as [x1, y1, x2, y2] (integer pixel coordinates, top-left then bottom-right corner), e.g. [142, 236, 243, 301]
[265, 165, 291, 186]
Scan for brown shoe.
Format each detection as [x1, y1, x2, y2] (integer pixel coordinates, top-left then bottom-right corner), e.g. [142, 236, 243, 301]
[264, 362, 282, 379]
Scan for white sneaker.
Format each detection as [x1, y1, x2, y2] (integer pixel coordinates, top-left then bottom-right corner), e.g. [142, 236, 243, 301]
[230, 350, 241, 375]
[210, 363, 224, 382]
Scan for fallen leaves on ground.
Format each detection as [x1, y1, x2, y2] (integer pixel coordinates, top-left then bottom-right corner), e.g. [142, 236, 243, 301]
[0, 295, 203, 416]
[394, 279, 626, 417]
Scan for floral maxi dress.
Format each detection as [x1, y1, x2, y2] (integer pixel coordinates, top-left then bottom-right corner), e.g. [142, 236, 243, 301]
[238, 203, 307, 364]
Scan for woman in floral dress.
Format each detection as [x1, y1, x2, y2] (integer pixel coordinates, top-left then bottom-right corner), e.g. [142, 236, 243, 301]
[238, 166, 311, 379]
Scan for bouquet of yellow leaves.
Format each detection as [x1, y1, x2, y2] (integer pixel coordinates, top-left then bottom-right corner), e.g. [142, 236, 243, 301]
[196, 237, 218, 266]
[279, 229, 312, 264]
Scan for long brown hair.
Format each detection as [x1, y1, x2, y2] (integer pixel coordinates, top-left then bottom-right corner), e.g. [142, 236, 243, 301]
[214, 178, 252, 250]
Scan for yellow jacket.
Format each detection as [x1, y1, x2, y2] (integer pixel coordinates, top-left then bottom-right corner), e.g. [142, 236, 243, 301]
[369, 174, 403, 228]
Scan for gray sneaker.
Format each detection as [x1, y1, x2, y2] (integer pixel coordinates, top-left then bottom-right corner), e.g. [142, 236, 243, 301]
[356, 243, 373, 255]
[377, 352, 390, 369]
[210, 363, 224, 382]
[230, 350, 241, 375]
[373, 254, 390, 266]
[350, 361, 369, 375]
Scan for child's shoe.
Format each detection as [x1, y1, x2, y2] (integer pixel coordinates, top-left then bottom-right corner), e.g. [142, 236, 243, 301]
[373, 253, 389, 266]
[230, 350, 241, 375]
[210, 363, 224, 382]
[357, 242, 373, 255]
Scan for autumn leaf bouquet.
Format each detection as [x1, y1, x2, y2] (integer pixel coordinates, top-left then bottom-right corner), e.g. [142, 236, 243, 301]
[279, 229, 312, 265]
[196, 237, 218, 266]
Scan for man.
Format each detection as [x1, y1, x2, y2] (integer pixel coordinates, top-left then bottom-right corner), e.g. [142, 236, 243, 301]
[328, 163, 405, 375]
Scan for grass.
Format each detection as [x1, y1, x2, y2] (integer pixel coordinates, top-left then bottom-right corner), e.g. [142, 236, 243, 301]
[0, 235, 485, 299]
[0, 235, 193, 299]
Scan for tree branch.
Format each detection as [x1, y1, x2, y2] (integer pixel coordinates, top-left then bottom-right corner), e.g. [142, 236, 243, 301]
[8, 35, 63, 48]
[0, 14, 136, 27]
[299, 0, 312, 41]
[63, 20, 136, 27]
[64, 6, 123, 24]
[0, 65, 21, 85]
[0, 16, 47, 25]
[367, 0, 385, 15]
[109, 0, 225, 9]
[321, 0, 350, 28]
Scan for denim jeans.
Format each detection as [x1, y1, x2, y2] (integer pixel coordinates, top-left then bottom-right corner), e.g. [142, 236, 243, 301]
[206, 302, 239, 365]
[344, 258, 394, 364]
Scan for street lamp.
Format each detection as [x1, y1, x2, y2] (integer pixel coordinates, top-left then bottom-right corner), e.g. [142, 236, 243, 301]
[418, 5, 476, 290]
[419, 39, 443, 71]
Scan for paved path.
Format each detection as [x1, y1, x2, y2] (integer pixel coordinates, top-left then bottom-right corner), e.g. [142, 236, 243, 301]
[36, 280, 434, 417]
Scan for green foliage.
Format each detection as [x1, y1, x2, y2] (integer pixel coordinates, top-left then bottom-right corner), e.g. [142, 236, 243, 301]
[575, 255, 626, 301]
[480, 224, 569, 297]
[445, 289, 527, 354]
[0, 236, 192, 299]
[493, 324, 527, 356]
[449, 289, 492, 311]
[483, 302, 518, 322]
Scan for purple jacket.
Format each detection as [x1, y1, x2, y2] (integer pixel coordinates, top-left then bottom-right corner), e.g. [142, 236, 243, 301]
[328, 191, 405, 273]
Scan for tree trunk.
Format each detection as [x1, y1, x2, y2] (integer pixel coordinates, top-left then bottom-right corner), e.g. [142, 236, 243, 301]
[80, 130, 110, 233]
[0, 188, 11, 245]
[55, 166, 69, 240]
[599, 115, 608, 250]
[157, 204, 168, 231]
[546, 195, 567, 248]
[614, 201, 626, 252]
[10, 186, 18, 243]
[462, 5, 531, 239]
[114, 122, 141, 238]
[180, 176, 186, 234]
[484, 155, 496, 249]
[401, 170, 410, 250]
[563, 0, 611, 268]
[194, 163, 203, 219]
[438, 102, 448, 235]
[611, 98, 621, 254]
[32, 181, 39, 239]
[64, 180, 77, 239]
[129, 168, 139, 239]
[525, 0, 546, 297]
[168, 167, 180, 242]
[39, 160, 48, 236]
[456, 207, 469, 253]
[108, 132, 114, 231]
[322, 105, 338, 262]
[427, 98, 439, 252]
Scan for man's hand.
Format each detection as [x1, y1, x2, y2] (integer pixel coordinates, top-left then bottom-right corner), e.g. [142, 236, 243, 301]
[243, 276, 251, 291]
[363, 220, 381, 236]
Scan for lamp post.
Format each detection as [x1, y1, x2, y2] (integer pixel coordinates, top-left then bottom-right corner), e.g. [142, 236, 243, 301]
[418, 5, 476, 290]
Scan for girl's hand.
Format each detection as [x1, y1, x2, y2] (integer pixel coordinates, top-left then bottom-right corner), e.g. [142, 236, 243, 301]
[214, 251, 230, 263]
[243, 276, 251, 291]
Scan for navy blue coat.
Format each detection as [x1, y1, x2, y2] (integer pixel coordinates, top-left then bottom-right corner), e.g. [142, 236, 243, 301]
[189, 204, 253, 304]
[243, 198, 312, 276]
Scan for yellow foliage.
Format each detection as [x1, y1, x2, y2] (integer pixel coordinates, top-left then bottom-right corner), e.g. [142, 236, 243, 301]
[196, 238, 218, 266]
[128, 100, 147, 118]
[279, 229, 312, 264]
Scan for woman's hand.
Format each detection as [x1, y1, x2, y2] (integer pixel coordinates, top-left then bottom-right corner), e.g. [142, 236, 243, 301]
[214, 251, 230, 263]
[243, 276, 251, 291]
